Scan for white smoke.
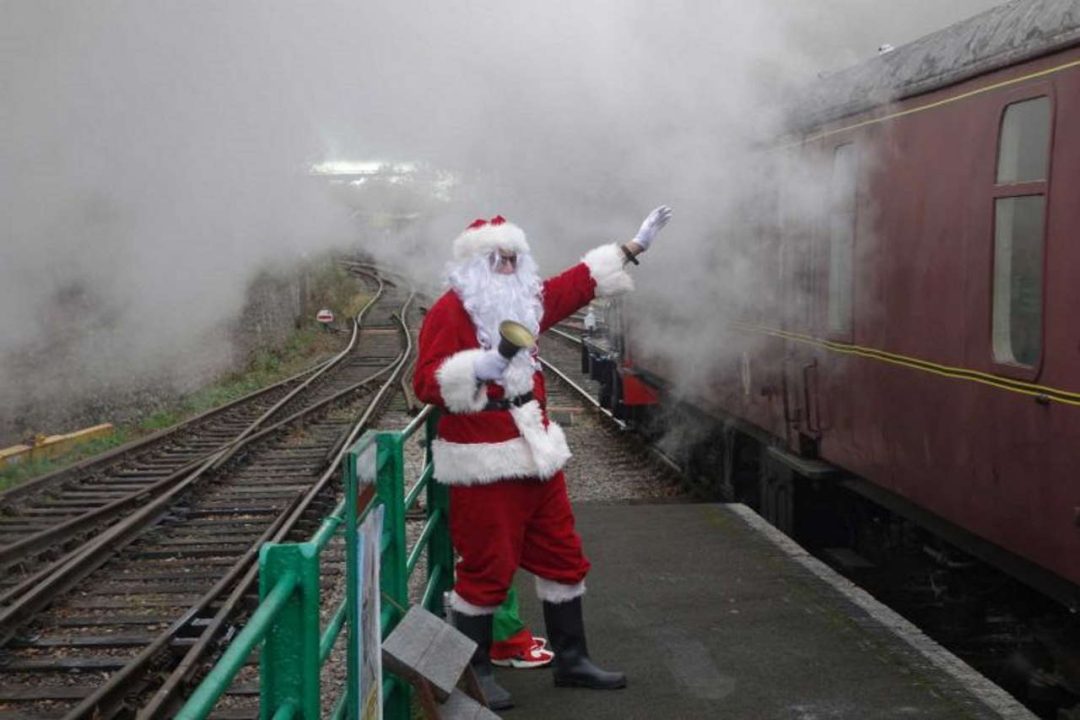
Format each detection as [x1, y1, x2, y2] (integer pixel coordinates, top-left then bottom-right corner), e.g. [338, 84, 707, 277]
[0, 0, 1007, 437]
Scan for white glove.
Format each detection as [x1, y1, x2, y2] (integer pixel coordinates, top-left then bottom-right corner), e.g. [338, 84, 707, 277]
[473, 349, 510, 381]
[633, 205, 673, 251]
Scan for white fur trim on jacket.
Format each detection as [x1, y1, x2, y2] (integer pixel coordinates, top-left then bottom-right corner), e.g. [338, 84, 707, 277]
[500, 356, 536, 397]
[435, 349, 489, 413]
[453, 221, 529, 261]
[449, 590, 499, 616]
[535, 577, 586, 603]
[582, 243, 634, 298]
[510, 400, 571, 478]
[433, 437, 541, 484]
[432, 402, 571, 485]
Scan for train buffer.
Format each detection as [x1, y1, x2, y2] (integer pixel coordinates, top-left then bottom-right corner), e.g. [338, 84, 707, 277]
[500, 502, 1036, 720]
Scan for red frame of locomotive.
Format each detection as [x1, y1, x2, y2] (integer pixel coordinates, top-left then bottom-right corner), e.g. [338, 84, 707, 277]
[620, 45, 1080, 602]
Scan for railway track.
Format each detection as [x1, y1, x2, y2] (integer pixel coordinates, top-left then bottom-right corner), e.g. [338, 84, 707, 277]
[541, 318, 685, 503]
[189, 313, 642, 719]
[0, 360, 334, 572]
[0, 271, 387, 588]
[0, 266, 422, 719]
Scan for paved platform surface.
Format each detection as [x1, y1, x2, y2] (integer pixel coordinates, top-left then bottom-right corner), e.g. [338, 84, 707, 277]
[498, 502, 1035, 720]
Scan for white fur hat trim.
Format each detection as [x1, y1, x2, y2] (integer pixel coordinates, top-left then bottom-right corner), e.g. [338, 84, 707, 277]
[453, 216, 530, 261]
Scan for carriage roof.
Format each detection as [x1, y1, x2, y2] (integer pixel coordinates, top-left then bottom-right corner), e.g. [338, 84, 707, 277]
[792, 0, 1080, 132]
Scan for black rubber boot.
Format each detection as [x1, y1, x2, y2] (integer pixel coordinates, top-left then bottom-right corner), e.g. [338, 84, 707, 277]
[543, 597, 627, 689]
[452, 611, 514, 710]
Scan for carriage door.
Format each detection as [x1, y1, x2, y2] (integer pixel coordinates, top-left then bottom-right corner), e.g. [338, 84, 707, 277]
[777, 150, 822, 454]
[781, 143, 854, 454]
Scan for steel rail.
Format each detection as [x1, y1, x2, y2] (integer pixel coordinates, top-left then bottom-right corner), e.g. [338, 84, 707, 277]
[0, 348, 393, 642]
[0, 274, 390, 643]
[0, 451, 212, 573]
[0, 272, 384, 574]
[168, 571, 300, 720]
[0, 360, 365, 585]
[0, 446, 224, 645]
[74, 284, 419, 719]
[132, 291, 416, 718]
[538, 357, 621, 425]
[211, 269, 386, 459]
[59, 495, 303, 720]
[0, 328, 363, 569]
[0, 353, 336, 506]
[317, 306, 414, 468]
[548, 326, 584, 345]
[0, 363, 390, 613]
[542, 326, 687, 477]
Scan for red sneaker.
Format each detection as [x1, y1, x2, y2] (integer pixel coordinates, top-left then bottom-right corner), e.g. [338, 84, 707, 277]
[491, 629, 555, 669]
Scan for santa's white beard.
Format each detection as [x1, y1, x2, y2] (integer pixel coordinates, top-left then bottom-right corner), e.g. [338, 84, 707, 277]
[447, 254, 543, 395]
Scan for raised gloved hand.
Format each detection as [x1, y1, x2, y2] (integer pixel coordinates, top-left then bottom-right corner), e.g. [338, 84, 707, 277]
[474, 349, 510, 382]
[632, 205, 673, 252]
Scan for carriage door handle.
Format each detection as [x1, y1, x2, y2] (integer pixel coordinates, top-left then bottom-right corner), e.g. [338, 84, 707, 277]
[802, 360, 820, 434]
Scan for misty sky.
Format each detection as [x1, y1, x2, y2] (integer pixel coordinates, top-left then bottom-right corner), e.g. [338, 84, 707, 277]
[0, 0, 1009, 430]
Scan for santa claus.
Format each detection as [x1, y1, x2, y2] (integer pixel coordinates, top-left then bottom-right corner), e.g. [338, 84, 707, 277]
[413, 206, 672, 710]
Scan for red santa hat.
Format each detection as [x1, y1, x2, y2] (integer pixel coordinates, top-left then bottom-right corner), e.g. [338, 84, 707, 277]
[452, 215, 530, 261]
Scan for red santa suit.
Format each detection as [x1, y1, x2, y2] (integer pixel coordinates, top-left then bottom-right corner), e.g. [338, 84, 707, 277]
[413, 218, 633, 614]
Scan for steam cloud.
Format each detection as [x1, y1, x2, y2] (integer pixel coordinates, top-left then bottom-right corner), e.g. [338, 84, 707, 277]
[1, 0, 1005, 440]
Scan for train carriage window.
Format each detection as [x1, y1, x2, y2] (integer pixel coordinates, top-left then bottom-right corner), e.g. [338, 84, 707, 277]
[991, 96, 1051, 369]
[992, 196, 1045, 366]
[996, 98, 1051, 183]
[828, 143, 856, 334]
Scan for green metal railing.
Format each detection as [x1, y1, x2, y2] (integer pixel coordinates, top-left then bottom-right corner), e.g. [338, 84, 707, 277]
[346, 406, 453, 720]
[177, 405, 452, 720]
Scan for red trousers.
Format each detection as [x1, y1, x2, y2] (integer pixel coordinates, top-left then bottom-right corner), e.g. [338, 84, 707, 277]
[450, 471, 590, 608]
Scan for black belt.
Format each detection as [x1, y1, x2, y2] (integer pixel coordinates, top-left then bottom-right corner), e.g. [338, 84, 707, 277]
[483, 391, 535, 411]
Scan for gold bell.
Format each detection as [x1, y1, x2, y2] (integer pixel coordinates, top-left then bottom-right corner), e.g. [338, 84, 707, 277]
[497, 320, 536, 359]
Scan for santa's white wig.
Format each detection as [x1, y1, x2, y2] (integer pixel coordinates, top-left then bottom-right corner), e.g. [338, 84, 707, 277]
[447, 215, 543, 396]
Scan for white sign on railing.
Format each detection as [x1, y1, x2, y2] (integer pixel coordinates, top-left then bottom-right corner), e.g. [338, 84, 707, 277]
[355, 505, 384, 720]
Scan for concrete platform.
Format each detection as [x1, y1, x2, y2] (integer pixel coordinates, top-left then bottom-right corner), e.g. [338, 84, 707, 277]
[499, 503, 1035, 720]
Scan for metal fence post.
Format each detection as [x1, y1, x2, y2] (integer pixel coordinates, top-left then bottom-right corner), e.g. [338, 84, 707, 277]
[375, 431, 410, 720]
[424, 411, 453, 617]
[345, 439, 361, 720]
[376, 432, 408, 621]
[260, 543, 321, 720]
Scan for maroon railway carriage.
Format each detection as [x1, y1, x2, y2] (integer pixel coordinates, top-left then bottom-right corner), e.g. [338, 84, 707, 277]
[606, 0, 1080, 607]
